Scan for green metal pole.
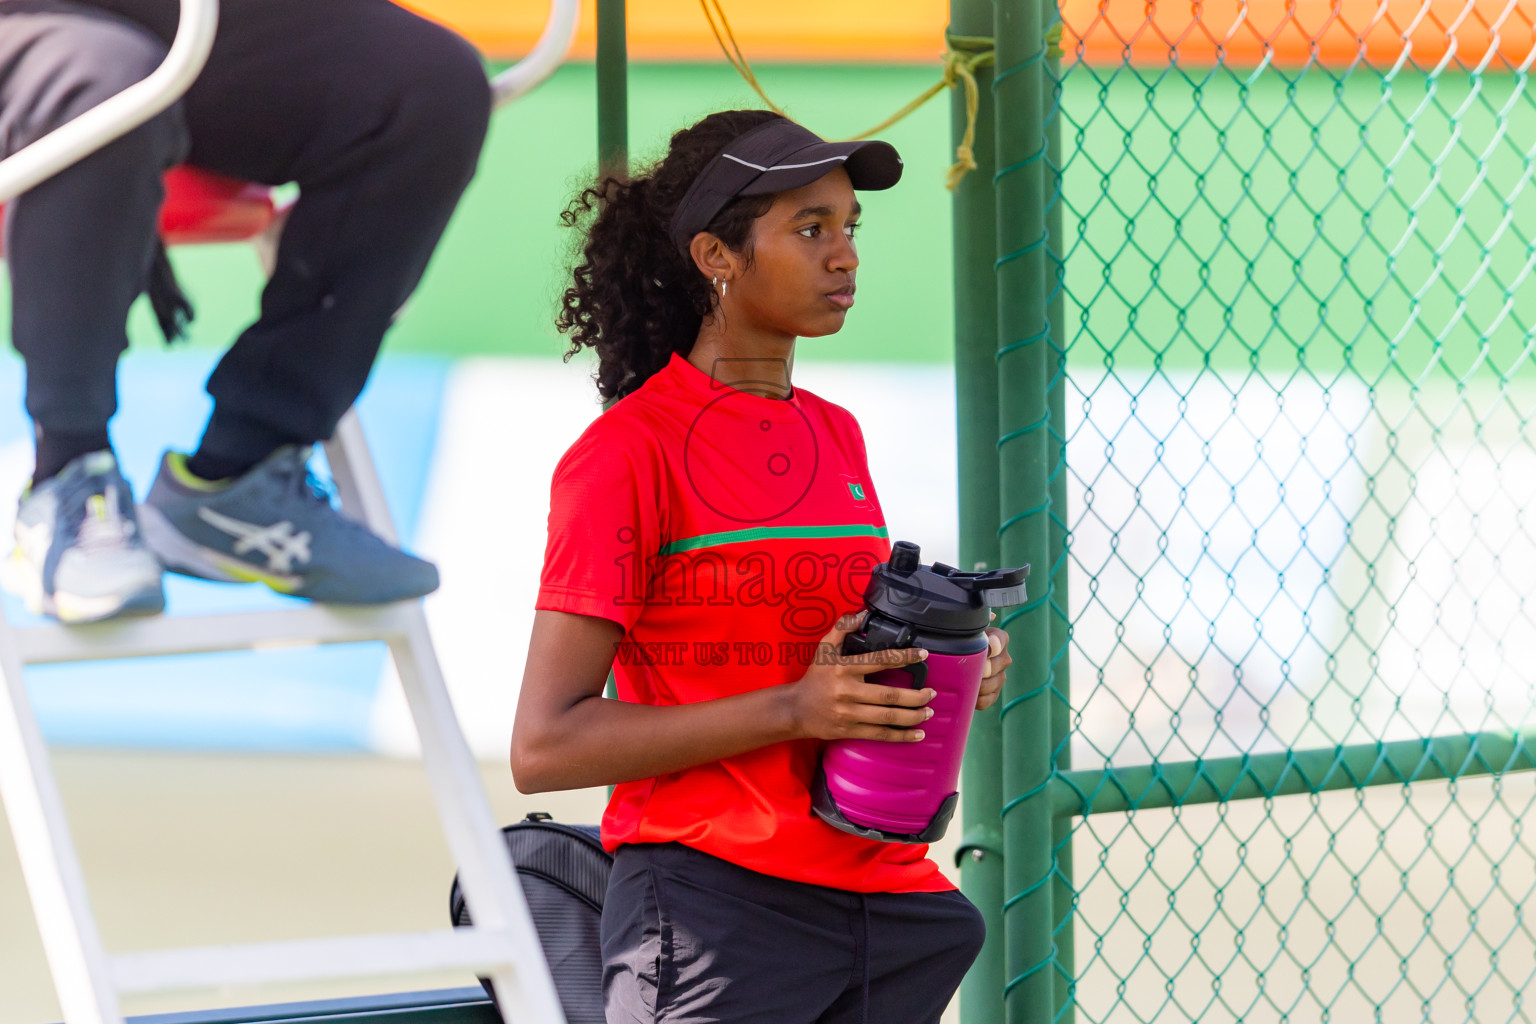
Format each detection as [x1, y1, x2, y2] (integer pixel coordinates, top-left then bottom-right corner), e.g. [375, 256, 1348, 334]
[993, 0, 1053, 1020]
[1041, 5, 1073, 1021]
[597, 0, 627, 709]
[948, 2, 1003, 1021]
[596, 0, 628, 178]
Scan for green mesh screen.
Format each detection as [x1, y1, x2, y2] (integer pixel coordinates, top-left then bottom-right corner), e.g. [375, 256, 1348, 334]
[1043, 7, 1536, 1022]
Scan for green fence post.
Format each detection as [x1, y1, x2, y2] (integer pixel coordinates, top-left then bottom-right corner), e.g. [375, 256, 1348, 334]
[597, 0, 626, 707]
[993, 0, 1053, 1021]
[596, 0, 628, 178]
[1041, 4, 1073, 1020]
[948, 2, 1003, 1022]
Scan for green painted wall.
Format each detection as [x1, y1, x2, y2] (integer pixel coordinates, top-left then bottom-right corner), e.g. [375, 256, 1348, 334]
[0, 63, 956, 365]
[393, 62, 957, 362]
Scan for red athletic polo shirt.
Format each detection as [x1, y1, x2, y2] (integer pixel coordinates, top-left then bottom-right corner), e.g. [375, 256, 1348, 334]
[536, 351, 952, 894]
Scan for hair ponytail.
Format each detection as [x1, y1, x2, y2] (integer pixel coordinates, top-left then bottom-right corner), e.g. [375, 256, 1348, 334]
[557, 109, 783, 402]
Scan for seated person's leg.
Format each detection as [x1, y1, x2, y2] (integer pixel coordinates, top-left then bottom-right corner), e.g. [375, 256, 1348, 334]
[0, 1, 188, 622]
[136, 0, 490, 604]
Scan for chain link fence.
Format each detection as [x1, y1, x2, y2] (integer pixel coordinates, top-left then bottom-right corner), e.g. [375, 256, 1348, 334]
[1045, 3, 1536, 1021]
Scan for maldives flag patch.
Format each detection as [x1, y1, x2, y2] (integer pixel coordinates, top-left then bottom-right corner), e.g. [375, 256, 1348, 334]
[847, 482, 866, 501]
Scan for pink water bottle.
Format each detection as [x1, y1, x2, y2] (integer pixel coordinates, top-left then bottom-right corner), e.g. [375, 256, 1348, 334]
[812, 541, 1029, 844]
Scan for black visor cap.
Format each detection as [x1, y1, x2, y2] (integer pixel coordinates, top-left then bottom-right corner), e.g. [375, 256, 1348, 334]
[669, 117, 903, 253]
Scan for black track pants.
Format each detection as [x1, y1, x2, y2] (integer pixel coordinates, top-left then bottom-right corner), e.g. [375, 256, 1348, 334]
[0, 0, 490, 458]
[602, 842, 986, 1024]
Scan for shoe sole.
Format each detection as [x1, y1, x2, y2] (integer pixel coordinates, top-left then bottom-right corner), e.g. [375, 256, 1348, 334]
[1, 549, 165, 624]
[53, 587, 166, 624]
[139, 504, 303, 594]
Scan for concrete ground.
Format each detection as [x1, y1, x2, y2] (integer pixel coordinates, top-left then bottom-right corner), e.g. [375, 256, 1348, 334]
[1, 750, 964, 1023]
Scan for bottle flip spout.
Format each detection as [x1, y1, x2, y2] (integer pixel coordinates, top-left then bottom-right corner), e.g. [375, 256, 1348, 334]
[923, 557, 1031, 611]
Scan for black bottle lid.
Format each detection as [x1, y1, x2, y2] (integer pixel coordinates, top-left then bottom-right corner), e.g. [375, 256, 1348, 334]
[862, 541, 1030, 636]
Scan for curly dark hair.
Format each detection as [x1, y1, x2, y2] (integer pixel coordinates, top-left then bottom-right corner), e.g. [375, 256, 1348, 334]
[557, 109, 784, 402]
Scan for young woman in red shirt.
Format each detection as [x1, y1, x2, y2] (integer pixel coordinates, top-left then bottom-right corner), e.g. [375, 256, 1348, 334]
[513, 109, 1014, 1024]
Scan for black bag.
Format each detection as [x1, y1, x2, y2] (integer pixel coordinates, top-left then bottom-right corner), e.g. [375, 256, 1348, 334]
[449, 812, 612, 1023]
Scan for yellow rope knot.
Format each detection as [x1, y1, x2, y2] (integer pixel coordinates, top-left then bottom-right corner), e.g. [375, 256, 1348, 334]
[940, 43, 996, 190]
[1045, 21, 1065, 60]
[699, 0, 996, 189]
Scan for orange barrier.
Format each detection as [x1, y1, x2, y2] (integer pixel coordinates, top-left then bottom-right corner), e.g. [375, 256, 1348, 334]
[1061, 0, 1535, 70]
[404, 0, 1534, 69]
[403, 0, 949, 62]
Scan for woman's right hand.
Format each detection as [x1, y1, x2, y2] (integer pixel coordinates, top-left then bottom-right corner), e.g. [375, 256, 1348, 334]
[783, 612, 935, 743]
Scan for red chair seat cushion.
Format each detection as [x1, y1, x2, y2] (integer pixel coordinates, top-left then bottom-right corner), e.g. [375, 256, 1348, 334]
[0, 165, 277, 255]
[157, 166, 278, 245]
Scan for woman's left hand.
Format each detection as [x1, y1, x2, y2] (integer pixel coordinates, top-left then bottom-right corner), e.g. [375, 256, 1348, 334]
[978, 613, 1011, 711]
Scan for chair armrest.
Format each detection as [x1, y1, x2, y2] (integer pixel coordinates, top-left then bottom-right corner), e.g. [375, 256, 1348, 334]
[0, 0, 219, 204]
[490, 0, 582, 110]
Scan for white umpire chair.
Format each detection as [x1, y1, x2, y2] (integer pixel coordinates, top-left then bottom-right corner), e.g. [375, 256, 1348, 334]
[0, 2, 581, 1021]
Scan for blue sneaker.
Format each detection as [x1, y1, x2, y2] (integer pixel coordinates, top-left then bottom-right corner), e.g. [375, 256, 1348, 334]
[2, 451, 166, 623]
[138, 446, 439, 604]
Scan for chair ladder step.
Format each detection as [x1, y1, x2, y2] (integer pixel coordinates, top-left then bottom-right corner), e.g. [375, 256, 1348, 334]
[16, 604, 419, 665]
[109, 927, 524, 995]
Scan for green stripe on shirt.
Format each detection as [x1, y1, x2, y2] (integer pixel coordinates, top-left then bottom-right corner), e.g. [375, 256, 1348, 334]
[657, 524, 890, 556]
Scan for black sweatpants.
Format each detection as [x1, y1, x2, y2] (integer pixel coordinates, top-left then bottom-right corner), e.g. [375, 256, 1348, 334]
[602, 843, 986, 1024]
[0, 0, 490, 468]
